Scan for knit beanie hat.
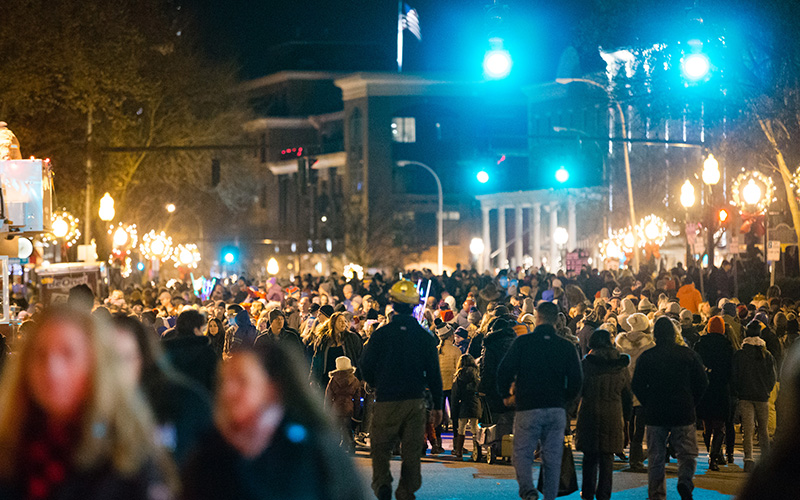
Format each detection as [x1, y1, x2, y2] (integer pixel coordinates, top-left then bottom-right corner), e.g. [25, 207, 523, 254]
[653, 316, 677, 343]
[666, 302, 681, 315]
[268, 308, 284, 324]
[722, 302, 737, 318]
[468, 307, 481, 324]
[737, 304, 748, 320]
[708, 316, 725, 334]
[746, 321, 762, 338]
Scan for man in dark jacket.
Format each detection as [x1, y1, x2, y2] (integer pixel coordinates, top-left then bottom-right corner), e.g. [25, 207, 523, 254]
[633, 316, 708, 500]
[694, 316, 734, 470]
[254, 308, 303, 353]
[360, 280, 442, 500]
[497, 301, 583, 500]
[225, 306, 258, 352]
[732, 322, 777, 472]
[162, 309, 218, 392]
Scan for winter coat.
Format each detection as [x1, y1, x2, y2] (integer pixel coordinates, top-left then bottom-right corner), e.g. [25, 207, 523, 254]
[231, 309, 259, 349]
[680, 324, 700, 350]
[575, 348, 633, 454]
[632, 342, 708, 427]
[438, 341, 461, 391]
[182, 419, 368, 500]
[496, 324, 583, 412]
[479, 322, 517, 415]
[721, 314, 742, 350]
[309, 330, 363, 388]
[254, 326, 304, 355]
[467, 332, 484, 360]
[577, 320, 603, 357]
[162, 335, 218, 393]
[615, 330, 655, 406]
[676, 284, 702, 314]
[731, 337, 777, 402]
[451, 368, 482, 419]
[325, 371, 362, 418]
[694, 332, 734, 421]
[455, 309, 471, 329]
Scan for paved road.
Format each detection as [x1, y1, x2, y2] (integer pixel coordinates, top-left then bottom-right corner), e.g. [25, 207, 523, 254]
[354, 432, 748, 499]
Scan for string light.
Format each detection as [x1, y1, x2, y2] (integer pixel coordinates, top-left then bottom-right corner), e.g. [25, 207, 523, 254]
[108, 222, 138, 249]
[344, 263, 364, 280]
[731, 171, 774, 213]
[172, 243, 201, 269]
[42, 210, 81, 248]
[139, 230, 173, 262]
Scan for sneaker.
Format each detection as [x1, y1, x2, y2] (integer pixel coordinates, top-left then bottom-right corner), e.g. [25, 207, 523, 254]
[615, 452, 628, 462]
[677, 483, 693, 500]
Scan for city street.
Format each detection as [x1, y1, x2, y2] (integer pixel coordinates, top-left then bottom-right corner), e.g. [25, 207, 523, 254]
[354, 432, 747, 500]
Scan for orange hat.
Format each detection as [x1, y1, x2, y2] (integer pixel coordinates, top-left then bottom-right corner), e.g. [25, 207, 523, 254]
[708, 316, 725, 334]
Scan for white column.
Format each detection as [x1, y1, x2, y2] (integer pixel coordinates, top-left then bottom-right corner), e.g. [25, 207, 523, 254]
[531, 203, 541, 270]
[498, 207, 507, 269]
[514, 204, 524, 270]
[568, 198, 578, 251]
[481, 206, 491, 273]
[549, 203, 559, 271]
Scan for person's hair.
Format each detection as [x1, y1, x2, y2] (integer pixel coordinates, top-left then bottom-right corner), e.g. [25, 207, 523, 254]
[67, 284, 94, 311]
[0, 307, 174, 485]
[536, 301, 559, 325]
[588, 328, 613, 350]
[653, 316, 677, 344]
[207, 317, 224, 335]
[176, 309, 205, 336]
[454, 353, 479, 382]
[682, 275, 694, 286]
[314, 311, 346, 350]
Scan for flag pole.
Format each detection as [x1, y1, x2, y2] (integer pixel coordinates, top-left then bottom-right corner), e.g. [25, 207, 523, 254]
[397, 0, 403, 72]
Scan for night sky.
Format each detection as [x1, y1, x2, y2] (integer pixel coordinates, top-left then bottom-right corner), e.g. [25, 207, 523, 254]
[184, 0, 594, 81]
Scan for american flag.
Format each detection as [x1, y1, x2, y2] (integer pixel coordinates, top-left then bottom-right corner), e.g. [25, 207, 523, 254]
[400, 3, 421, 41]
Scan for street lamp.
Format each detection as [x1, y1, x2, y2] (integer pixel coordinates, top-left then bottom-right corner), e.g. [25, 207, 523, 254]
[680, 180, 696, 208]
[166, 203, 176, 213]
[397, 160, 444, 274]
[98, 192, 115, 222]
[555, 77, 639, 272]
[702, 154, 720, 185]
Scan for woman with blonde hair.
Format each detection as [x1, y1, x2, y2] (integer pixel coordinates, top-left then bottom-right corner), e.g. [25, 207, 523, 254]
[0, 307, 176, 500]
[309, 312, 363, 389]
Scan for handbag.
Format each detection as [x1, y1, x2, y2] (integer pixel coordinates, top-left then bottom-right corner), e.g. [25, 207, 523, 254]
[537, 440, 578, 497]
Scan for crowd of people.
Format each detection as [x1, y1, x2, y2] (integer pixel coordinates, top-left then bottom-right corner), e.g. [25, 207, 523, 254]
[0, 262, 797, 500]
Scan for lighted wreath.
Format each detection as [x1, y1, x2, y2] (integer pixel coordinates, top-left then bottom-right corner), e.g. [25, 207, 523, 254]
[731, 171, 774, 213]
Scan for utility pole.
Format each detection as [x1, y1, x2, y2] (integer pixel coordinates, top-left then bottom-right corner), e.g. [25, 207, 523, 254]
[84, 107, 93, 246]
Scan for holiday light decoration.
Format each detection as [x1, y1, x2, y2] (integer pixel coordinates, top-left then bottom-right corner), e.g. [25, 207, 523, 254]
[172, 243, 201, 269]
[731, 171, 774, 213]
[344, 263, 364, 280]
[108, 222, 138, 249]
[42, 210, 81, 248]
[139, 230, 173, 262]
[636, 214, 670, 246]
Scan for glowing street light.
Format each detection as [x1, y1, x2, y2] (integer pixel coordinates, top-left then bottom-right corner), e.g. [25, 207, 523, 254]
[702, 154, 720, 185]
[553, 227, 569, 246]
[98, 192, 115, 221]
[681, 53, 711, 81]
[483, 38, 512, 80]
[166, 203, 176, 213]
[469, 237, 485, 256]
[267, 257, 279, 275]
[742, 179, 762, 206]
[476, 170, 490, 184]
[52, 217, 69, 238]
[680, 180, 696, 208]
[555, 166, 570, 184]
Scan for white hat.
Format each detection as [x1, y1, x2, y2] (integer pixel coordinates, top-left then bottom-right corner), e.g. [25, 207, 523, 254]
[638, 297, 655, 313]
[626, 313, 650, 333]
[329, 356, 356, 376]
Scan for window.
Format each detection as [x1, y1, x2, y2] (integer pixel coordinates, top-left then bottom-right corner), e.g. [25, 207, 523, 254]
[391, 117, 416, 143]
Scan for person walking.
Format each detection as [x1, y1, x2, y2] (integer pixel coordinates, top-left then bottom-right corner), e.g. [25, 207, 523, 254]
[360, 280, 442, 500]
[497, 301, 583, 500]
[632, 316, 708, 500]
[731, 322, 777, 472]
[694, 316, 734, 471]
[615, 312, 655, 473]
[450, 354, 482, 460]
[434, 319, 461, 453]
[576, 329, 632, 500]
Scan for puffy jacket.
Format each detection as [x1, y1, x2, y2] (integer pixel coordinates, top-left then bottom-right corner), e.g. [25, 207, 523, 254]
[451, 368, 482, 419]
[438, 341, 461, 391]
[632, 341, 708, 427]
[615, 330, 655, 406]
[575, 348, 632, 454]
[326, 371, 362, 418]
[617, 299, 637, 333]
[694, 331, 734, 421]
[677, 284, 703, 314]
[731, 337, 777, 402]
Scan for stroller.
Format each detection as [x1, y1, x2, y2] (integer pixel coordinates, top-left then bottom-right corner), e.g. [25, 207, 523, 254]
[473, 396, 514, 464]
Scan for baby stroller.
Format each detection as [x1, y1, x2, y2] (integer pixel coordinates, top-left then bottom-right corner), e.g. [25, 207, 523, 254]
[473, 396, 514, 464]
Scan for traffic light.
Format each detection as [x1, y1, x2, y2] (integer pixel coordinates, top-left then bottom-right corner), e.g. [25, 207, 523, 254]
[555, 166, 570, 184]
[476, 170, 490, 184]
[221, 246, 239, 265]
[483, 40, 512, 80]
[680, 39, 712, 83]
[718, 208, 730, 225]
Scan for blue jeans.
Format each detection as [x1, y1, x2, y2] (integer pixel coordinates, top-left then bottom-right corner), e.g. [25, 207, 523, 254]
[513, 408, 566, 500]
[646, 424, 698, 500]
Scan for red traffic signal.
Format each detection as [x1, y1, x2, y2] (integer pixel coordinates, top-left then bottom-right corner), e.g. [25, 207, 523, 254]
[718, 208, 730, 224]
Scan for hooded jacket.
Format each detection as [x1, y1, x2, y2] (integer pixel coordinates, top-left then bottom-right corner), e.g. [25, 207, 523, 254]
[617, 299, 637, 333]
[677, 284, 703, 314]
[325, 370, 362, 418]
[451, 367, 482, 419]
[615, 329, 655, 406]
[632, 339, 708, 427]
[731, 337, 777, 402]
[575, 347, 632, 454]
[231, 309, 259, 348]
[162, 334, 218, 393]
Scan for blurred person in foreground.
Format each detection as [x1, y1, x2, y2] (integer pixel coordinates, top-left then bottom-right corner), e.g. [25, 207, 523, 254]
[112, 314, 213, 467]
[181, 342, 367, 500]
[0, 307, 176, 500]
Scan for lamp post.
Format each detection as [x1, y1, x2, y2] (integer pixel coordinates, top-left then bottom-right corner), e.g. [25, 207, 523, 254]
[397, 160, 443, 274]
[98, 192, 115, 222]
[680, 179, 696, 267]
[555, 78, 639, 272]
[702, 153, 721, 267]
